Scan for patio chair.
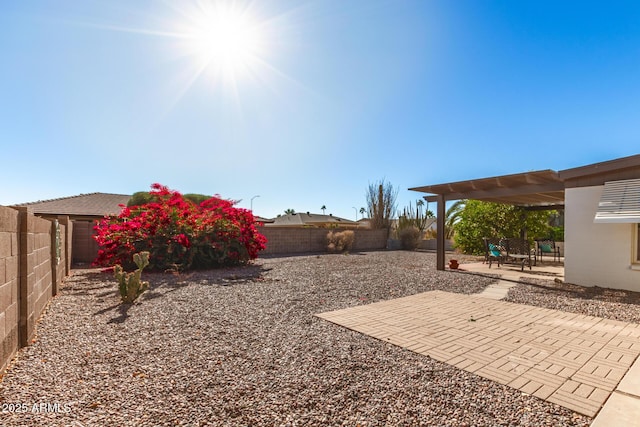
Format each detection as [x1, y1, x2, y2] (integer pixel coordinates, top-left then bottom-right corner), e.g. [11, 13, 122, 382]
[535, 239, 560, 263]
[483, 237, 505, 268]
[503, 238, 533, 271]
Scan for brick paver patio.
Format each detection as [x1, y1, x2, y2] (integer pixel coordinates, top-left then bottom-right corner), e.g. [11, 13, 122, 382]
[317, 291, 640, 417]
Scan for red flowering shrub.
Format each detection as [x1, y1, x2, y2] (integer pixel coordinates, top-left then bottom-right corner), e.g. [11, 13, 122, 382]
[93, 184, 267, 271]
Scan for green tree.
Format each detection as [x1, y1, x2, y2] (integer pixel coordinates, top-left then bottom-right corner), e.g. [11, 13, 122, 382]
[284, 208, 296, 215]
[184, 193, 213, 205]
[128, 191, 211, 207]
[321, 205, 326, 214]
[417, 199, 435, 218]
[127, 191, 155, 207]
[359, 207, 366, 217]
[453, 200, 552, 255]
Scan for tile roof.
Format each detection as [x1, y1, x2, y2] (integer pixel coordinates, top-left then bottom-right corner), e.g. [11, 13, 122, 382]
[254, 216, 275, 223]
[269, 212, 356, 226]
[15, 193, 131, 217]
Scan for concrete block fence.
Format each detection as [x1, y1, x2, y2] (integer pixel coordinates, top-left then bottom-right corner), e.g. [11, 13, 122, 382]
[0, 206, 71, 373]
[258, 227, 388, 255]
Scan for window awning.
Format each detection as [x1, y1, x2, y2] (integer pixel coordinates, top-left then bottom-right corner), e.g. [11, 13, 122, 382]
[594, 178, 640, 223]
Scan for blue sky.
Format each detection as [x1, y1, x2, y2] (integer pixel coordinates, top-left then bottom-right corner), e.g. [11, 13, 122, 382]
[2, 0, 639, 220]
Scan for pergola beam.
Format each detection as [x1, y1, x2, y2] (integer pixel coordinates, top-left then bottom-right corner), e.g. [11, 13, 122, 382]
[422, 183, 564, 204]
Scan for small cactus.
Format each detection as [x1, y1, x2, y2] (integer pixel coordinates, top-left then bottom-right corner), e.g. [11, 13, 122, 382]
[114, 251, 150, 303]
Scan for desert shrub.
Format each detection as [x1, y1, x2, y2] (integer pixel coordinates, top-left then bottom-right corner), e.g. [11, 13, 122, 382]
[327, 230, 355, 253]
[398, 226, 420, 250]
[398, 200, 434, 233]
[94, 184, 267, 271]
[424, 228, 437, 239]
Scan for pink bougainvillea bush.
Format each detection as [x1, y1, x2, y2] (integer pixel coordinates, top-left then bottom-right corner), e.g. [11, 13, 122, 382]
[93, 184, 267, 271]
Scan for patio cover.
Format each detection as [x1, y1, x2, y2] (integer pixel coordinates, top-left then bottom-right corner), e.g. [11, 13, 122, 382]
[409, 169, 565, 270]
[410, 154, 640, 271]
[410, 169, 565, 207]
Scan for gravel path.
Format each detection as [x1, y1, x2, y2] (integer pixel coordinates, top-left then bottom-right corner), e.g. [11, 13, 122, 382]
[0, 251, 594, 426]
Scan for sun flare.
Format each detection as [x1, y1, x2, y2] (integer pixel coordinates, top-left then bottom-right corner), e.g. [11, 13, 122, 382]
[85, 0, 294, 106]
[184, 3, 264, 78]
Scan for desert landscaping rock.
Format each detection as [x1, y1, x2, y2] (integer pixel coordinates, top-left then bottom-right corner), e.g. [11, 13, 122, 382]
[505, 277, 640, 323]
[0, 251, 601, 426]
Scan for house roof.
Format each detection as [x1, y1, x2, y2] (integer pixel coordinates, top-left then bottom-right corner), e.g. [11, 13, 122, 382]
[269, 212, 356, 227]
[559, 153, 640, 188]
[15, 193, 131, 217]
[254, 216, 275, 223]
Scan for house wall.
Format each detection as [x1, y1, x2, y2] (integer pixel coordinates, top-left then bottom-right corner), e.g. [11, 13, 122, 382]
[0, 206, 70, 373]
[258, 227, 388, 255]
[565, 186, 639, 291]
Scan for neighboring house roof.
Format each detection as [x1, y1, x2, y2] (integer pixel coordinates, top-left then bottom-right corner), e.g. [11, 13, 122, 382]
[15, 193, 131, 217]
[268, 212, 357, 227]
[357, 218, 371, 227]
[254, 216, 275, 224]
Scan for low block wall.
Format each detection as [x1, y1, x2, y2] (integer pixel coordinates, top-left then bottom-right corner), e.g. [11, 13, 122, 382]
[387, 238, 455, 251]
[258, 227, 388, 255]
[0, 206, 70, 373]
[418, 239, 455, 251]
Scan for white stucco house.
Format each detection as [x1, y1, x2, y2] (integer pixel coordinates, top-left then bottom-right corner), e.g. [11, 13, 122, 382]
[559, 157, 640, 291]
[410, 154, 640, 292]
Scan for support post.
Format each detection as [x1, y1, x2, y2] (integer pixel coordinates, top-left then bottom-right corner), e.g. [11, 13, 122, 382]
[436, 194, 445, 270]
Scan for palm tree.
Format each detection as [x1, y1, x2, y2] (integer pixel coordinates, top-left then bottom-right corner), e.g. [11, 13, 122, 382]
[284, 208, 295, 215]
[445, 200, 466, 239]
[359, 207, 366, 217]
[321, 205, 326, 214]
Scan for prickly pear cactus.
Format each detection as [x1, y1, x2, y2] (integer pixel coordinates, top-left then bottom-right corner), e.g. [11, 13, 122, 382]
[114, 251, 150, 303]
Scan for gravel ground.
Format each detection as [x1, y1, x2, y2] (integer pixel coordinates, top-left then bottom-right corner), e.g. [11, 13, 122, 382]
[505, 276, 640, 323]
[0, 251, 593, 426]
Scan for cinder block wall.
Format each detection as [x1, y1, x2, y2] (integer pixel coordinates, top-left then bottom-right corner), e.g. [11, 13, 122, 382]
[258, 227, 388, 255]
[0, 207, 19, 375]
[18, 209, 53, 348]
[0, 206, 70, 373]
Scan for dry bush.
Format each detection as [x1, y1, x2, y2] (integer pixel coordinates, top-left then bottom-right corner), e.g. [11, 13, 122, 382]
[398, 226, 420, 251]
[327, 230, 355, 253]
[424, 228, 437, 239]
